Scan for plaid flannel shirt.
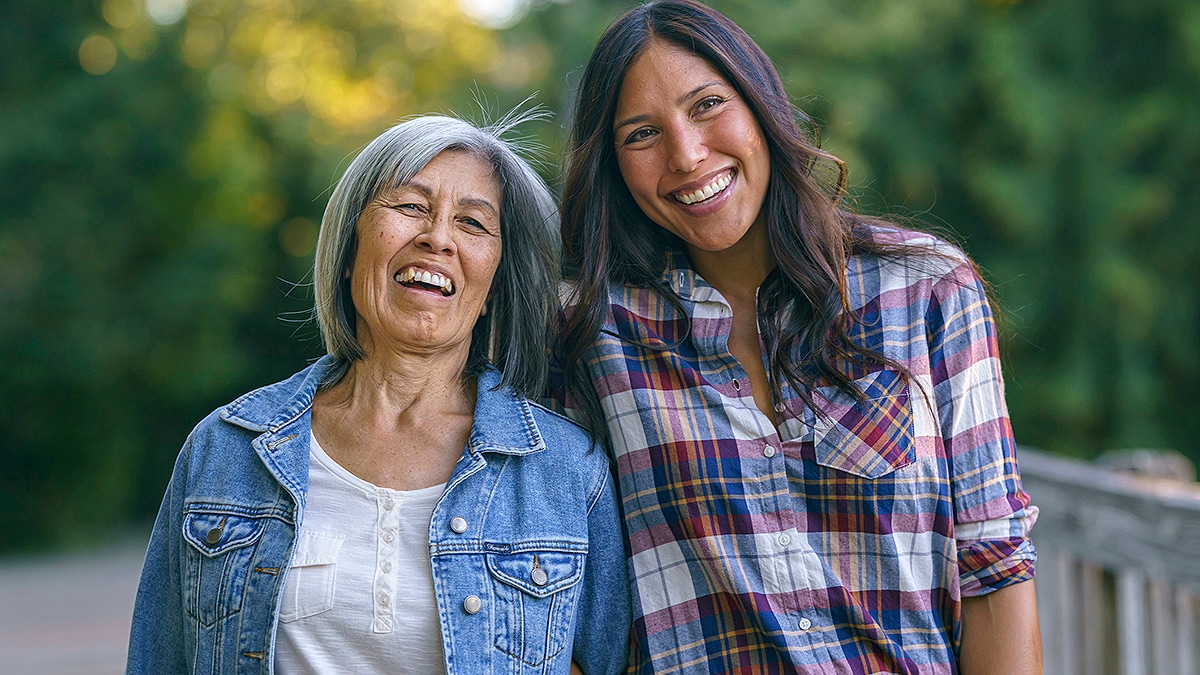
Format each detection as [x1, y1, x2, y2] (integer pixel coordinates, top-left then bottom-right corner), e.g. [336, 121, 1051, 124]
[558, 227, 1037, 674]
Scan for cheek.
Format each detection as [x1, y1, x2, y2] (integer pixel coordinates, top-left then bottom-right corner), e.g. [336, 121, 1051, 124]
[617, 155, 655, 200]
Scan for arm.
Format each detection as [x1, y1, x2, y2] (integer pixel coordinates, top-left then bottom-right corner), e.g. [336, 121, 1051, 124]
[960, 580, 1042, 674]
[571, 462, 632, 675]
[924, 263, 1040, 668]
[126, 437, 191, 674]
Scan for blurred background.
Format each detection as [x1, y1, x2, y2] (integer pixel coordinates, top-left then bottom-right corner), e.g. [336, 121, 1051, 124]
[1, 0, 1197, 556]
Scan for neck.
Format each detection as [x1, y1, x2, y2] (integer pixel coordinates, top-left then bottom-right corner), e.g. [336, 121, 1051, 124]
[320, 347, 476, 426]
[687, 220, 774, 305]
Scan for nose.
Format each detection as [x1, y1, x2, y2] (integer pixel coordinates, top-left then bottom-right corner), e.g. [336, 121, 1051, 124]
[415, 212, 457, 255]
[665, 122, 707, 173]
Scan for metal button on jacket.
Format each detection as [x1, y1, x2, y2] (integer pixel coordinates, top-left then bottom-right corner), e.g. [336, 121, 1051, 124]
[463, 595, 482, 614]
[531, 567, 548, 586]
[205, 527, 222, 545]
[449, 517, 468, 534]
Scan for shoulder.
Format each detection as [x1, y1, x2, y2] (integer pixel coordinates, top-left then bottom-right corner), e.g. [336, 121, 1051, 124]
[849, 223, 982, 293]
[189, 358, 328, 445]
[527, 399, 596, 451]
[525, 399, 611, 491]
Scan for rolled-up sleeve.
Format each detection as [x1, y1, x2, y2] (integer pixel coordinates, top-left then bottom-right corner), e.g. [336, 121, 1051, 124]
[926, 262, 1038, 597]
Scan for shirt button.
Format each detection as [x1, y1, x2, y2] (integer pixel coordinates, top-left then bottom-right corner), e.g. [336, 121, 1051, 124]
[382, 530, 395, 543]
[777, 533, 791, 547]
[378, 594, 390, 607]
[774, 402, 785, 413]
[382, 497, 394, 510]
[763, 445, 776, 458]
[799, 617, 812, 630]
[463, 595, 482, 614]
[732, 379, 741, 391]
[450, 516, 468, 534]
[381, 561, 392, 573]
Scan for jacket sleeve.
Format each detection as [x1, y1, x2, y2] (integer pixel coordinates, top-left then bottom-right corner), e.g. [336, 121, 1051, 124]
[126, 435, 192, 674]
[572, 456, 632, 674]
[927, 263, 1038, 597]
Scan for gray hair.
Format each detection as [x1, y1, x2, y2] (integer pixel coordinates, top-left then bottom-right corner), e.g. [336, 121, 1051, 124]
[314, 113, 560, 399]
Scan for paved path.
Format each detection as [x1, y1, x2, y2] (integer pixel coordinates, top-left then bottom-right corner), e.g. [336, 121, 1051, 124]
[0, 537, 147, 674]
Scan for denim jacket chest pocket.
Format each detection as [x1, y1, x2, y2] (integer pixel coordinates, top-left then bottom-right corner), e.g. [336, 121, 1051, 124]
[486, 546, 587, 667]
[181, 508, 269, 626]
[806, 368, 916, 479]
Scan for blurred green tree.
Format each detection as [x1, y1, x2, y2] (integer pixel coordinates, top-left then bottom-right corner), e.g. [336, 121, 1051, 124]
[0, 0, 531, 552]
[1, 0, 1196, 552]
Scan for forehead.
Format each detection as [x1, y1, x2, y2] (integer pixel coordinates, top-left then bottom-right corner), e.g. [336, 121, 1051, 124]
[379, 148, 501, 202]
[616, 40, 728, 114]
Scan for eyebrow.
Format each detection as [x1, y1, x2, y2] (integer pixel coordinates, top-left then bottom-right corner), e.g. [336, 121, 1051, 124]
[613, 80, 725, 131]
[404, 181, 497, 216]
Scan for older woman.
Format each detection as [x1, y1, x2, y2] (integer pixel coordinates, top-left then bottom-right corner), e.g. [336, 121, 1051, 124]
[128, 114, 630, 674]
[555, 1, 1040, 673]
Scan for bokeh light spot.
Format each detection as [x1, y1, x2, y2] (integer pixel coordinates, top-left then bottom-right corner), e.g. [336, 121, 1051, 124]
[145, 0, 188, 25]
[458, 0, 528, 29]
[102, 0, 142, 28]
[279, 218, 318, 258]
[182, 19, 225, 69]
[79, 35, 119, 75]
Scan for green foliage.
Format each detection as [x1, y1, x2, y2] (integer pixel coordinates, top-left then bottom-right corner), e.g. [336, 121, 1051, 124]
[1, 0, 1196, 552]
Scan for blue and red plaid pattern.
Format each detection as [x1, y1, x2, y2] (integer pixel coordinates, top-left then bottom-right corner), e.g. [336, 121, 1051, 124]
[557, 227, 1037, 674]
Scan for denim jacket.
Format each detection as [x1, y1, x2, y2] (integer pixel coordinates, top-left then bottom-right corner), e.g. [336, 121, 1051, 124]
[127, 356, 631, 674]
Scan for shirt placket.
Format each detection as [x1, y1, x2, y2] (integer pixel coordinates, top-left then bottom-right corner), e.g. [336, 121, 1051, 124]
[692, 289, 841, 672]
[373, 489, 400, 633]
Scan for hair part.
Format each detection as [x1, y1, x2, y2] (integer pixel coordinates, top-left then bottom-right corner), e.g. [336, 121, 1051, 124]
[315, 113, 560, 399]
[559, 0, 955, 438]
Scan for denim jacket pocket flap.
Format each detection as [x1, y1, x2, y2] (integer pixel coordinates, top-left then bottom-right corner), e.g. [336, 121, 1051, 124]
[811, 369, 915, 479]
[487, 550, 585, 598]
[182, 511, 268, 558]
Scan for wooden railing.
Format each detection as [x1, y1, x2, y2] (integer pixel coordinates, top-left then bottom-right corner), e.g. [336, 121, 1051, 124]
[1020, 447, 1200, 675]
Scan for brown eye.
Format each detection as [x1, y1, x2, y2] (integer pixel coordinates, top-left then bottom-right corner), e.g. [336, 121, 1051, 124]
[623, 127, 657, 145]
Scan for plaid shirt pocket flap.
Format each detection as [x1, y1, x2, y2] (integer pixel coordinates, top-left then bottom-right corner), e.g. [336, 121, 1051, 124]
[811, 369, 915, 479]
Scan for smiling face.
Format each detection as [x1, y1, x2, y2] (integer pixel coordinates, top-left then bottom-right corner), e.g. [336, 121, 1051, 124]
[613, 39, 772, 267]
[349, 149, 502, 359]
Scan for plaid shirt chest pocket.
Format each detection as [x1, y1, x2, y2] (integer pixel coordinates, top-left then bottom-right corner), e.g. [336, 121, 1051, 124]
[806, 369, 916, 479]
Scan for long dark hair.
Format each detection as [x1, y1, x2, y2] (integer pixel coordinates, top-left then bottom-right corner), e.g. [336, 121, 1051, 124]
[558, 0, 955, 438]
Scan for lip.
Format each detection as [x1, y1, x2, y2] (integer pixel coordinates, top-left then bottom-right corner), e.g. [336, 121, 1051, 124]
[665, 168, 736, 216]
[393, 261, 456, 297]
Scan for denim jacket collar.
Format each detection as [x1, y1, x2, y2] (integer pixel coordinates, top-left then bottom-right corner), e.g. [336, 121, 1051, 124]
[217, 354, 544, 457]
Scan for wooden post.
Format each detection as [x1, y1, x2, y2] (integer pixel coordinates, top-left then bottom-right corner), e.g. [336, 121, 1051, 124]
[1178, 588, 1196, 675]
[1117, 569, 1147, 675]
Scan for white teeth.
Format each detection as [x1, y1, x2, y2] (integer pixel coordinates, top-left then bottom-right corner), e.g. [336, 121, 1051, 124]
[394, 267, 453, 294]
[675, 172, 732, 205]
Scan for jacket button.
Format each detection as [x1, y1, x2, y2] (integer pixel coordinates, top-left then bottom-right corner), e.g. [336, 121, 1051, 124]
[449, 517, 468, 534]
[463, 595, 482, 614]
[531, 567, 548, 587]
[205, 527, 222, 545]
